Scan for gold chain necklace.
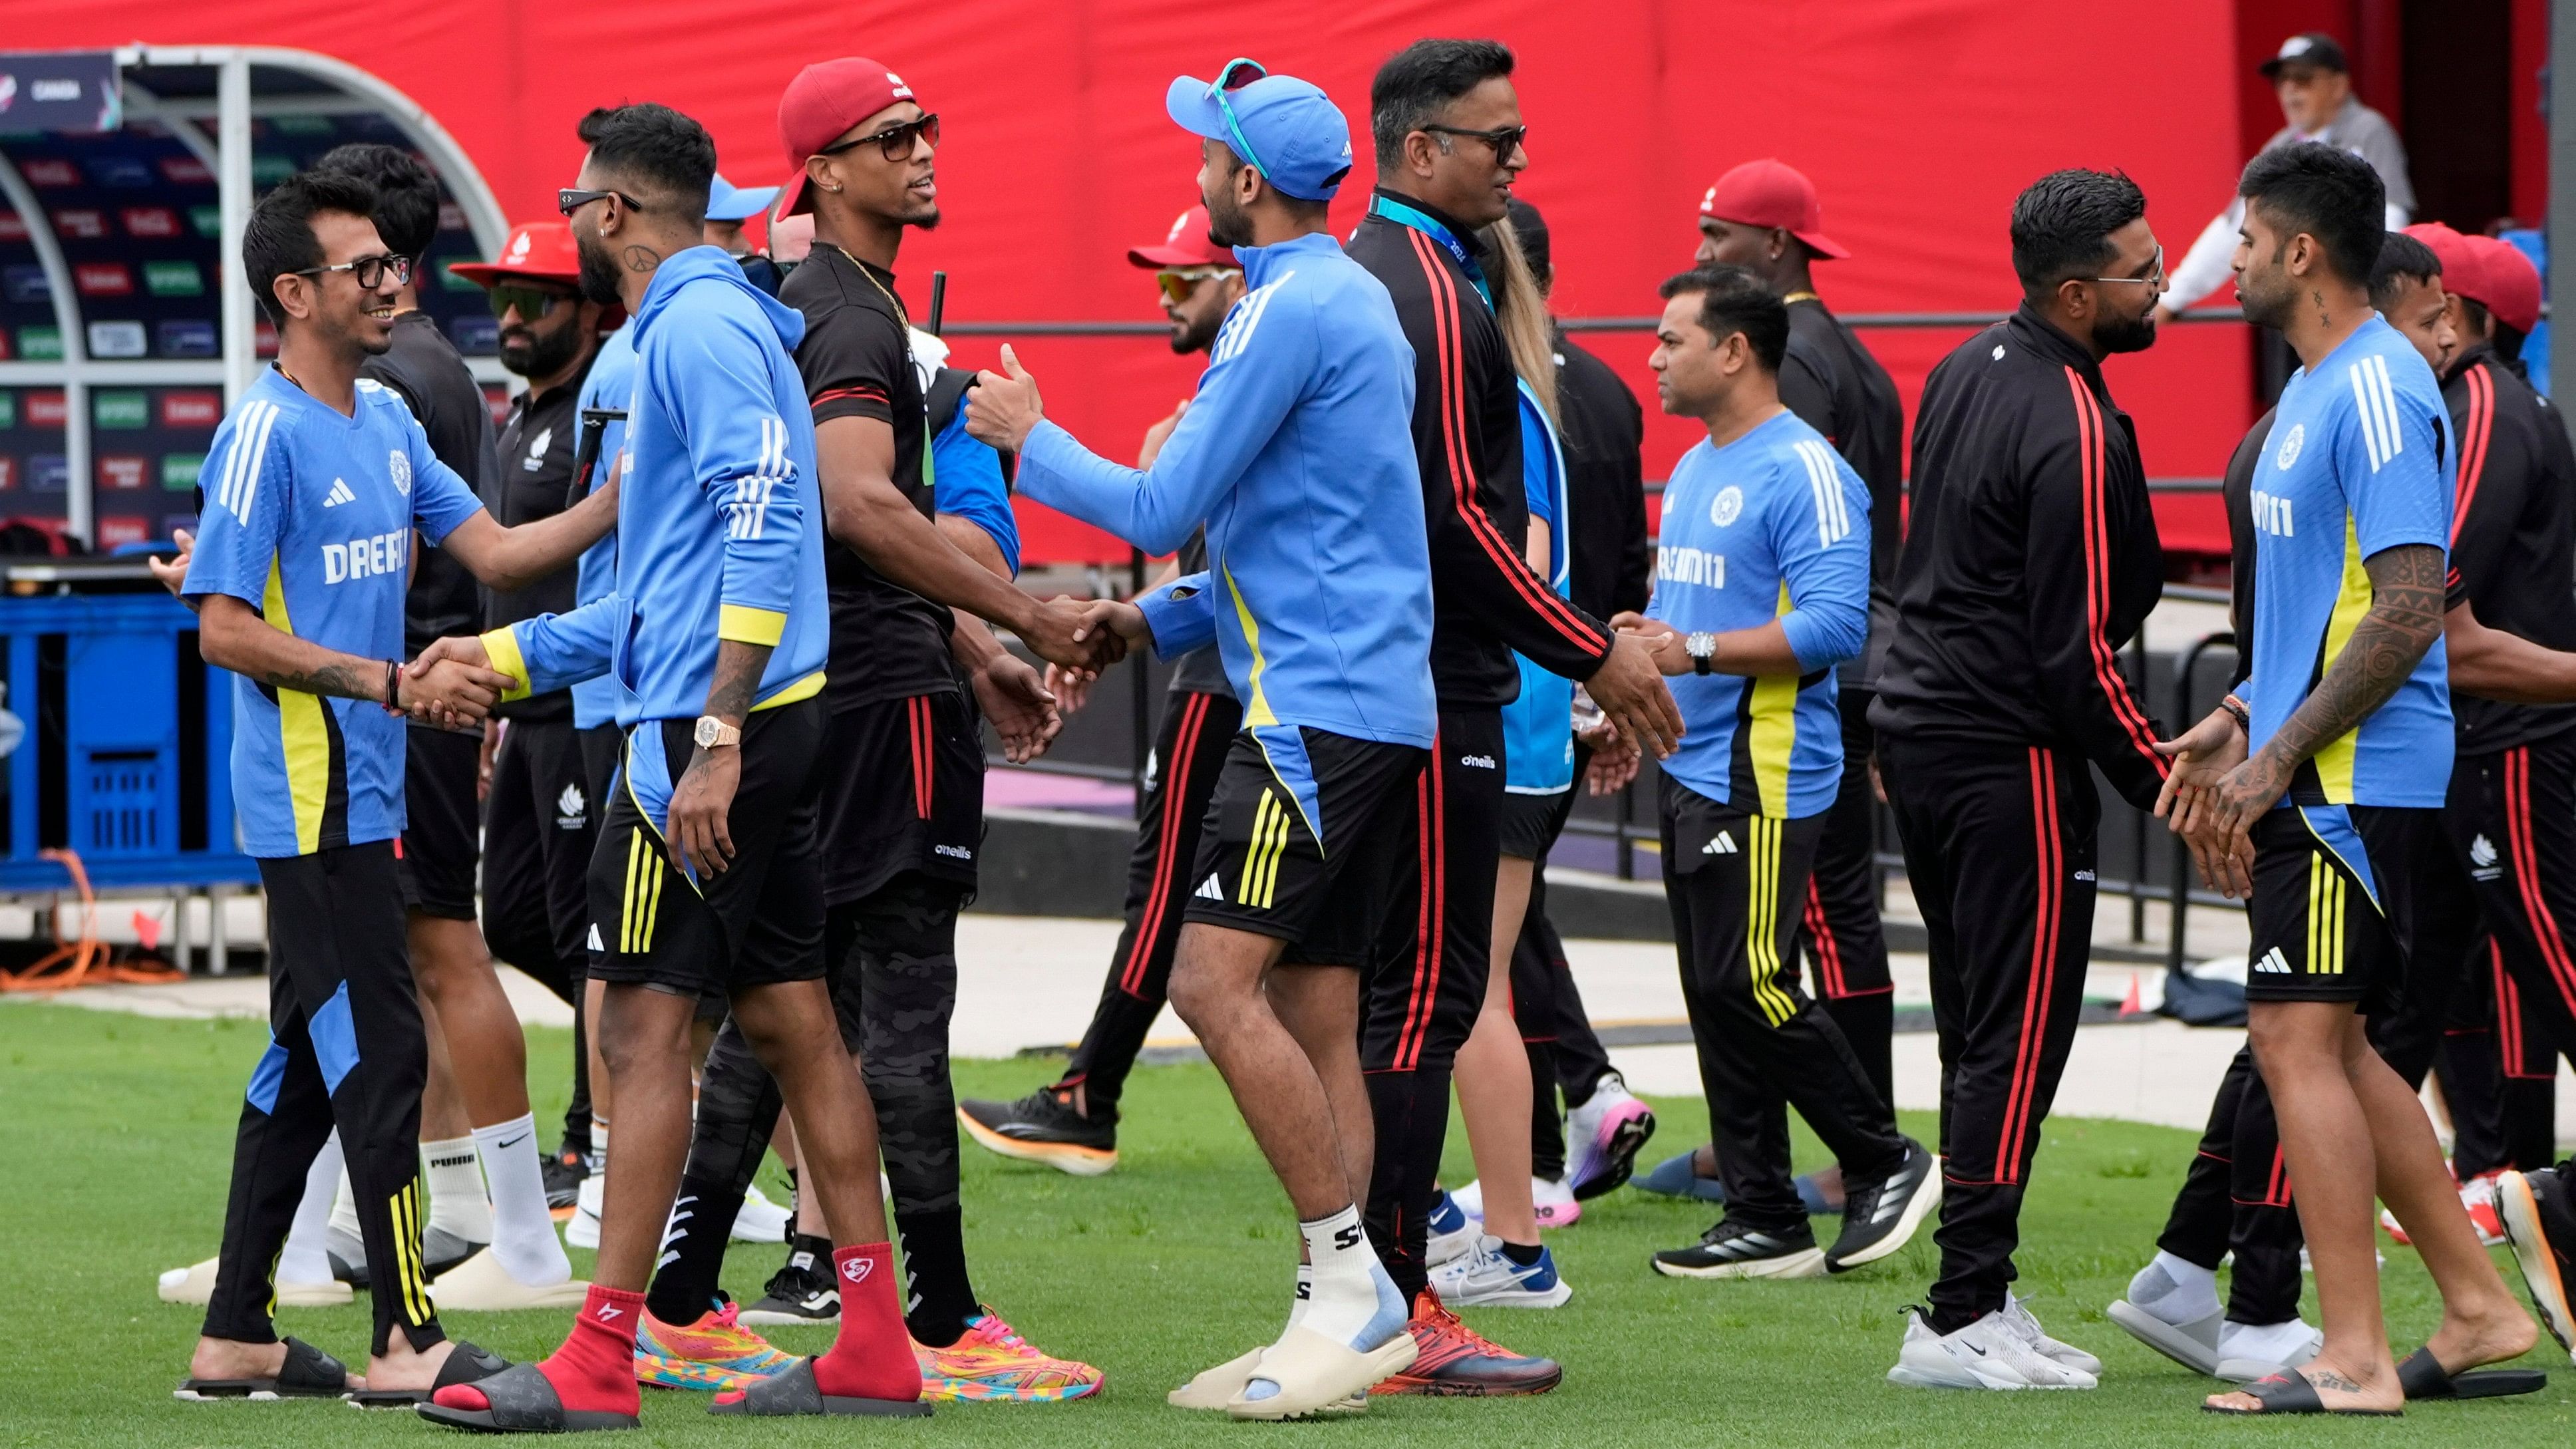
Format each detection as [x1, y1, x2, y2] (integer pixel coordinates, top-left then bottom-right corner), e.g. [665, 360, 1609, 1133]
[827, 243, 908, 328]
[1782, 290, 1820, 305]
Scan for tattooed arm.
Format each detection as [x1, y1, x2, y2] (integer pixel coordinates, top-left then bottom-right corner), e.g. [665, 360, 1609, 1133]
[2185, 543, 2446, 895]
[197, 594, 507, 723]
[665, 639, 770, 879]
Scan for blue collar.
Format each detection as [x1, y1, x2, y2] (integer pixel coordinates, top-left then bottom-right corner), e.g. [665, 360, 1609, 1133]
[1368, 194, 1492, 309]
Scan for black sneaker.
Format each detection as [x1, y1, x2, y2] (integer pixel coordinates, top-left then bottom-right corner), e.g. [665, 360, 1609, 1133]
[1651, 1217, 1826, 1279]
[2500, 1163, 2576, 1355]
[739, 1233, 840, 1326]
[542, 1143, 589, 1212]
[1826, 1138, 1941, 1273]
[956, 1087, 1118, 1176]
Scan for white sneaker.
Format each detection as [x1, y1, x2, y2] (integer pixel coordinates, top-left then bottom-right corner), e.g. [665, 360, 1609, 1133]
[1426, 1234, 1572, 1309]
[156, 1255, 350, 1308]
[564, 1173, 603, 1250]
[1531, 1175, 1581, 1229]
[1887, 1307, 2099, 1390]
[426, 1246, 589, 1311]
[2003, 1295, 2103, 1375]
[2214, 1318, 2323, 1383]
[731, 1183, 792, 1243]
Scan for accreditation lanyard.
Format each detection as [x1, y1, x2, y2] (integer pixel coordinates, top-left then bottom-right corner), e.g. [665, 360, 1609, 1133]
[1368, 195, 1492, 309]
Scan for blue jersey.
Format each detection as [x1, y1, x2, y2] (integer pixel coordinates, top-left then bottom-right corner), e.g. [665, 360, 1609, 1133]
[1649, 410, 1869, 818]
[1503, 384, 1575, 796]
[932, 403, 1019, 575]
[569, 327, 637, 730]
[2243, 315, 2455, 807]
[184, 368, 485, 856]
[1019, 230, 1436, 750]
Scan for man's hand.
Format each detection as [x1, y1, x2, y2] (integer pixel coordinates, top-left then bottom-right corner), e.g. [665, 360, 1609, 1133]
[2187, 748, 2289, 901]
[974, 653, 1063, 764]
[402, 636, 512, 730]
[964, 344, 1045, 454]
[1577, 714, 1639, 796]
[1043, 661, 1098, 715]
[1611, 611, 1690, 676]
[150, 527, 196, 601]
[1138, 399, 1189, 470]
[1583, 633, 1686, 758]
[1018, 593, 1126, 675]
[2154, 707, 2250, 897]
[667, 746, 740, 880]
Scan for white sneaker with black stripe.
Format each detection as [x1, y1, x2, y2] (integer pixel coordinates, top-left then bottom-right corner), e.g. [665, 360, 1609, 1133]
[1887, 1307, 2100, 1390]
[1651, 1218, 1825, 1279]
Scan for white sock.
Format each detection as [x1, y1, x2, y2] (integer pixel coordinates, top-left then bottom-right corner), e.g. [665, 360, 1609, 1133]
[2218, 1317, 2318, 1364]
[329, 1168, 361, 1241]
[277, 1132, 343, 1285]
[591, 1118, 609, 1174]
[423, 1135, 494, 1243]
[1288, 1263, 1313, 1331]
[474, 1113, 571, 1285]
[1289, 1207, 1402, 1350]
[2130, 1249, 2221, 1324]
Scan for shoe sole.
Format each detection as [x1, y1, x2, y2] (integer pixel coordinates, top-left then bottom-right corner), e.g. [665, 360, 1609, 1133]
[2104, 1299, 2221, 1376]
[1652, 1246, 1826, 1280]
[1446, 1281, 1573, 1309]
[1886, 1362, 2090, 1391]
[2499, 1172, 2575, 1356]
[957, 1111, 1117, 1177]
[1828, 1159, 1943, 1272]
[1571, 1104, 1657, 1202]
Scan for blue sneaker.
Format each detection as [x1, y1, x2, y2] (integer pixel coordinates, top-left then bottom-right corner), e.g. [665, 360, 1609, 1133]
[1428, 1235, 1572, 1309]
[1426, 1190, 1478, 1267]
[1632, 1150, 1841, 1214]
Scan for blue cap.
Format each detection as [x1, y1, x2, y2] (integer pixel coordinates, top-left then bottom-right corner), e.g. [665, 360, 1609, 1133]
[1164, 63, 1353, 204]
[707, 173, 780, 222]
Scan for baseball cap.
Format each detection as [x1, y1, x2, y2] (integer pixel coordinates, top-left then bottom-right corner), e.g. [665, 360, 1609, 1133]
[2463, 235, 2543, 333]
[776, 57, 922, 217]
[1128, 204, 1237, 269]
[1699, 159, 1850, 261]
[2401, 223, 2487, 311]
[707, 173, 780, 223]
[1164, 61, 1353, 204]
[449, 220, 583, 287]
[2261, 33, 2349, 77]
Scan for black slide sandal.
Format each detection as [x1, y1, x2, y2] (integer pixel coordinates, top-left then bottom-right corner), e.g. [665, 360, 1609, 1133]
[2201, 1369, 2403, 1417]
[347, 1341, 509, 1408]
[175, 1336, 351, 1401]
[413, 1361, 641, 1433]
[707, 1358, 931, 1418]
[2395, 1346, 2547, 1400]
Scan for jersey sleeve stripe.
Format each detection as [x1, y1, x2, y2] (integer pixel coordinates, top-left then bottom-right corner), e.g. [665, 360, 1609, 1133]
[218, 399, 276, 524]
[1404, 228, 1607, 656]
[2064, 368, 2168, 775]
[2372, 356, 2407, 461]
[2348, 362, 2388, 472]
[2449, 363, 2496, 544]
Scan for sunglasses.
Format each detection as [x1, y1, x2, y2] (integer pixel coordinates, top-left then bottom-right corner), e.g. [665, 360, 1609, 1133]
[1157, 267, 1230, 304]
[489, 283, 576, 322]
[1422, 123, 1528, 160]
[294, 253, 410, 290]
[822, 112, 941, 164]
[1209, 58, 1269, 176]
[556, 187, 645, 217]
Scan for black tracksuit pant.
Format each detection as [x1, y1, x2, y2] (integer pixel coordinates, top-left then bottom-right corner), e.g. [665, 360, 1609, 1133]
[1881, 736, 2098, 1332]
[207, 841, 443, 1357]
[482, 716, 605, 1150]
[1513, 876, 1615, 1180]
[2444, 946, 2569, 1176]
[1054, 690, 1239, 1113]
[1661, 778, 1907, 1231]
[1804, 686, 1896, 1108]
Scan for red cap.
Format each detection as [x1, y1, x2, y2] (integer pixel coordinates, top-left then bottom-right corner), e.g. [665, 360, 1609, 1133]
[449, 221, 582, 287]
[2400, 223, 2486, 313]
[776, 57, 920, 218]
[1128, 204, 1237, 269]
[2463, 236, 2542, 334]
[1699, 159, 1849, 261]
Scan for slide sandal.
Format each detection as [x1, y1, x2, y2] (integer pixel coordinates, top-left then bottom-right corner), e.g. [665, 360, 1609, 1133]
[174, 1336, 350, 1401]
[1168, 1347, 1263, 1409]
[414, 1361, 640, 1433]
[1226, 1327, 1418, 1422]
[2106, 1299, 2221, 1376]
[707, 1357, 931, 1418]
[347, 1341, 509, 1408]
[2396, 1346, 2547, 1400]
[2202, 1370, 2401, 1417]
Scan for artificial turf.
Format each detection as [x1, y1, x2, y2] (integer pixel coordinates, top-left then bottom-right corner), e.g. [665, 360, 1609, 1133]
[5, 999, 2571, 1447]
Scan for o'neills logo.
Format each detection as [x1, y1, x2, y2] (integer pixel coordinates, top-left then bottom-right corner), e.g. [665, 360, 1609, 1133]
[1458, 754, 1496, 769]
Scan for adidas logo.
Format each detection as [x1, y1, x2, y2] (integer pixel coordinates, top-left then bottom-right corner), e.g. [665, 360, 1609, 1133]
[587, 922, 603, 951]
[1194, 874, 1223, 901]
[2253, 947, 2293, 975]
[1702, 832, 1738, 856]
[323, 477, 355, 508]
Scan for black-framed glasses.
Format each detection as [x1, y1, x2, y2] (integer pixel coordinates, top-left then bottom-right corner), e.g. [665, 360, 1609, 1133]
[2094, 244, 2167, 288]
[822, 112, 941, 164]
[557, 187, 645, 217]
[1422, 123, 1528, 160]
[488, 282, 575, 322]
[1208, 58, 1269, 177]
[294, 253, 410, 289]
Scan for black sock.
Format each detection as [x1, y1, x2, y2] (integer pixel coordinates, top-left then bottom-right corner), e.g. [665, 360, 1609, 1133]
[1499, 1239, 1545, 1267]
[643, 1172, 742, 1327]
[897, 1206, 978, 1347]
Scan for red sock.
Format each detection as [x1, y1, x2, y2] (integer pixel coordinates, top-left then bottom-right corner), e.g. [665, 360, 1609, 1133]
[810, 1243, 921, 1403]
[428, 1285, 643, 1415]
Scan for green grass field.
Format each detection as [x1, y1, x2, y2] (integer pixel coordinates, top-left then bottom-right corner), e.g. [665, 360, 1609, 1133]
[5, 999, 2571, 1447]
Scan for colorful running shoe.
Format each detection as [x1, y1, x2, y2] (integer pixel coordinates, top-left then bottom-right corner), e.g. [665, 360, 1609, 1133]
[2383, 1168, 2507, 1247]
[957, 1087, 1119, 1176]
[2499, 1164, 2576, 1361]
[915, 1309, 1103, 1402]
[1563, 1070, 1656, 1200]
[633, 1301, 796, 1391]
[1371, 1289, 1561, 1396]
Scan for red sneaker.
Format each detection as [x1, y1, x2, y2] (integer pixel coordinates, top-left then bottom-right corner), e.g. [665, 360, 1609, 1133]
[1370, 1289, 1561, 1396]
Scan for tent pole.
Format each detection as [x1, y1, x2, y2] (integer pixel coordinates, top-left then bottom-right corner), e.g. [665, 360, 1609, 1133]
[218, 55, 255, 409]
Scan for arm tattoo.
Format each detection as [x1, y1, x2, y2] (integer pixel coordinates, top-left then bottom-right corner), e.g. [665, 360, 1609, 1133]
[261, 661, 375, 701]
[2260, 543, 2445, 774]
[702, 640, 769, 724]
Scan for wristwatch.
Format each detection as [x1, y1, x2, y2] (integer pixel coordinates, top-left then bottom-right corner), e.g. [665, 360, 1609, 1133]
[693, 716, 742, 750]
[1685, 632, 1718, 675]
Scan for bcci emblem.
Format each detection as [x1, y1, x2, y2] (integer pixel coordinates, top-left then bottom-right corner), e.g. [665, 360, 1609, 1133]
[1710, 486, 1743, 528]
[389, 450, 412, 496]
[2273, 422, 2305, 472]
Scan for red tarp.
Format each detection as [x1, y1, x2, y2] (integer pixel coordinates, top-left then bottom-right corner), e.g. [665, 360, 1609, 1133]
[13, 1, 2253, 559]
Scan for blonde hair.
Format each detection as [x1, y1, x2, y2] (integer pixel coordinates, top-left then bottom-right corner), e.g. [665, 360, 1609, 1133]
[1481, 218, 1557, 428]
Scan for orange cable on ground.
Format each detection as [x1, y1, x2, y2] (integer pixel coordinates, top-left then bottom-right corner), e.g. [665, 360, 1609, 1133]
[0, 849, 186, 991]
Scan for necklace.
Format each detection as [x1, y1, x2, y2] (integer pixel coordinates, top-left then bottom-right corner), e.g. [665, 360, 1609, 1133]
[1782, 290, 1820, 305]
[828, 243, 907, 327]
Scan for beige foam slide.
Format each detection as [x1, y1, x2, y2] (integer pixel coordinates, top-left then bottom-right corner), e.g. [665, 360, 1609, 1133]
[1225, 1327, 1419, 1422]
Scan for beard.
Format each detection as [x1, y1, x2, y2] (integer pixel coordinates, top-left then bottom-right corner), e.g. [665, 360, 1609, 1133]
[501, 317, 583, 379]
[1204, 187, 1254, 249]
[1171, 306, 1226, 355]
[574, 228, 623, 307]
[2094, 307, 2158, 355]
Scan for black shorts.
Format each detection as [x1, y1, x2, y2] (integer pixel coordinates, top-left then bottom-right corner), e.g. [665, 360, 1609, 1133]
[585, 699, 828, 997]
[399, 723, 481, 920]
[481, 717, 594, 1002]
[2245, 804, 2445, 1015]
[817, 690, 984, 906]
[1180, 724, 1425, 960]
[1499, 786, 1575, 862]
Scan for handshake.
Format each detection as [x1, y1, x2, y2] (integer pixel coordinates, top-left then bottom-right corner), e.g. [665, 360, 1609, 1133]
[397, 636, 520, 732]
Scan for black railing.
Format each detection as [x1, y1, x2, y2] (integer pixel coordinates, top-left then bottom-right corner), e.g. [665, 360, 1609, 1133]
[943, 306, 2254, 339]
